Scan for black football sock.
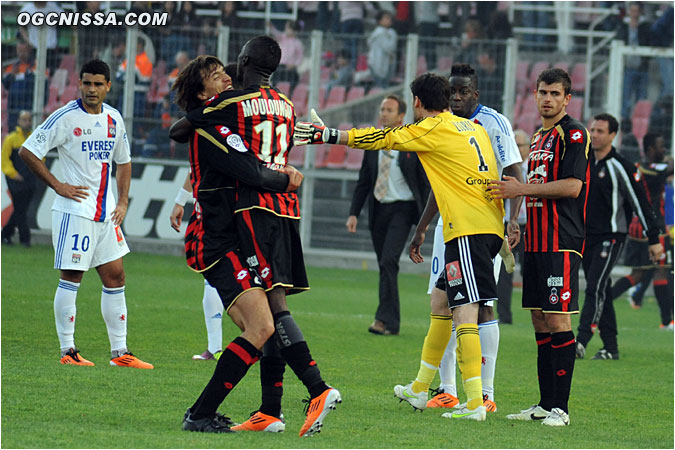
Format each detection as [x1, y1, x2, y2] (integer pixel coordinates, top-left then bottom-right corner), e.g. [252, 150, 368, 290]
[654, 278, 673, 326]
[610, 276, 636, 300]
[274, 311, 329, 399]
[535, 332, 554, 411]
[550, 331, 576, 414]
[190, 336, 260, 419]
[259, 337, 285, 418]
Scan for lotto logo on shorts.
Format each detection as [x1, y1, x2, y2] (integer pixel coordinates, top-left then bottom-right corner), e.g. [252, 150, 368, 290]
[260, 266, 271, 280]
[236, 269, 250, 281]
[72, 253, 81, 263]
[561, 290, 571, 302]
[446, 261, 463, 287]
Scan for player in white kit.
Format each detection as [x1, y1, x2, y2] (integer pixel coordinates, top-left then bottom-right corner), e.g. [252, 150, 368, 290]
[409, 64, 522, 411]
[19, 59, 153, 369]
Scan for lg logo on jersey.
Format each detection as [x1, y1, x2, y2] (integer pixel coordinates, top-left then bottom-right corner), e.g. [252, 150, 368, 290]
[73, 127, 92, 136]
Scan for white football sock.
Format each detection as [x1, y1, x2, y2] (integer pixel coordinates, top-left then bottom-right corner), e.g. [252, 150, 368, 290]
[203, 281, 223, 354]
[438, 326, 457, 397]
[54, 279, 79, 352]
[479, 319, 500, 401]
[101, 285, 127, 353]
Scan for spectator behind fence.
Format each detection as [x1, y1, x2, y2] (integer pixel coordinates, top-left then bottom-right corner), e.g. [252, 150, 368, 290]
[117, 37, 153, 121]
[18, 1, 63, 75]
[270, 21, 304, 94]
[142, 111, 187, 160]
[156, 1, 194, 63]
[455, 17, 486, 70]
[2, 40, 37, 130]
[650, 6, 673, 97]
[616, 2, 652, 119]
[326, 49, 353, 99]
[339, 2, 366, 68]
[368, 11, 397, 89]
[98, 36, 125, 109]
[414, 2, 440, 70]
[619, 118, 641, 163]
[649, 95, 674, 150]
[168, 51, 190, 116]
[1, 111, 37, 247]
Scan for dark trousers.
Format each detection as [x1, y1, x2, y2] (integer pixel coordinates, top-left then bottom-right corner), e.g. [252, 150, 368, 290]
[577, 238, 625, 353]
[370, 200, 416, 333]
[2, 183, 34, 245]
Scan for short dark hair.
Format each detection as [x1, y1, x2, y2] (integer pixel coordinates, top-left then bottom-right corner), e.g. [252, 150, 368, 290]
[80, 59, 110, 82]
[593, 113, 619, 135]
[385, 95, 407, 115]
[536, 68, 572, 96]
[376, 10, 392, 23]
[243, 35, 281, 76]
[450, 63, 479, 90]
[172, 55, 224, 112]
[643, 132, 661, 152]
[410, 73, 451, 112]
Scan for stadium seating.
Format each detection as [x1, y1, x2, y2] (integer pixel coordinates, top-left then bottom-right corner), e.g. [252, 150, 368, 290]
[570, 63, 586, 93]
[632, 99, 653, 120]
[515, 61, 529, 94]
[553, 62, 570, 73]
[288, 146, 305, 167]
[345, 147, 364, 170]
[567, 97, 583, 120]
[323, 145, 348, 169]
[345, 86, 365, 103]
[313, 144, 330, 168]
[438, 56, 453, 71]
[61, 85, 79, 102]
[275, 81, 291, 96]
[58, 54, 76, 74]
[324, 86, 346, 108]
[318, 86, 326, 109]
[416, 55, 428, 76]
[291, 83, 308, 117]
[528, 61, 550, 90]
[356, 54, 368, 72]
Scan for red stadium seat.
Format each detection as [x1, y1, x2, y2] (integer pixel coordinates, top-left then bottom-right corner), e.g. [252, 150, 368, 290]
[521, 94, 539, 116]
[345, 147, 364, 170]
[275, 81, 291, 96]
[49, 68, 68, 96]
[567, 97, 583, 120]
[515, 61, 530, 94]
[61, 85, 79, 102]
[632, 117, 649, 143]
[345, 86, 365, 103]
[528, 62, 550, 89]
[416, 55, 428, 76]
[324, 86, 346, 108]
[553, 62, 570, 73]
[287, 146, 305, 167]
[323, 145, 348, 169]
[318, 86, 326, 109]
[438, 56, 453, 71]
[368, 87, 383, 97]
[356, 54, 368, 72]
[291, 83, 308, 117]
[59, 54, 76, 74]
[570, 63, 586, 92]
[632, 100, 653, 120]
[313, 144, 330, 168]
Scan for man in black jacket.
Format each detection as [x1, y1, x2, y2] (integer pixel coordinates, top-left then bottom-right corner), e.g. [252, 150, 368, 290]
[346, 95, 430, 335]
[576, 113, 663, 360]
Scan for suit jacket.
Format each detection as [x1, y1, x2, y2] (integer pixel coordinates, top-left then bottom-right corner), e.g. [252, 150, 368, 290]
[349, 150, 430, 230]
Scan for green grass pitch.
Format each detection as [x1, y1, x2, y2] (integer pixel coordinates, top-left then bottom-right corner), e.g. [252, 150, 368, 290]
[2, 245, 673, 448]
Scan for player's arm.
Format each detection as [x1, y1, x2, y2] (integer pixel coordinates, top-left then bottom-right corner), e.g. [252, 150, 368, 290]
[409, 190, 439, 263]
[111, 162, 131, 225]
[19, 147, 89, 201]
[502, 162, 524, 248]
[196, 127, 295, 192]
[170, 173, 192, 232]
[169, 117, 193, 143]
[294, 108, 438, 152]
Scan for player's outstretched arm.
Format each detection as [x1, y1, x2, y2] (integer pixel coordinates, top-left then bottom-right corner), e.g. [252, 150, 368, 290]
[169, 117, 194, 143]
[19, 147, 89, 202]
[294, 108, 346, 145]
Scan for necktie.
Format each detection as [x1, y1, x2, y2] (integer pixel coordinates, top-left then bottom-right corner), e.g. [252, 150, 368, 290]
[374, 151, 393, 201]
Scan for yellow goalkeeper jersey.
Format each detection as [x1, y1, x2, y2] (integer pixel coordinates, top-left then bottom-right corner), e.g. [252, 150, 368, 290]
[347, 111, 504, 243]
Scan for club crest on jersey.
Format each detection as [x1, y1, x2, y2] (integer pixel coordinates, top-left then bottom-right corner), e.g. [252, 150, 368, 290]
[72, 253, 81, 263]
[227, 134, 248, 153]
[446, 261, 463, 287]
[544, 134, 555, 150]
[549, 287, 559, 304]
[107, 115, 116, 138]
[598, 168, 606, 178]
[570, 129, 584, 143]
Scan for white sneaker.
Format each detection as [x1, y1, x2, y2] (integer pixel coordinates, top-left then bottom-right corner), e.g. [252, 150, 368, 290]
[393, 383, 427, 411]
[441, 405, 486, 421]
[542, 407, 570, 426]
[506, 404, 550, 421]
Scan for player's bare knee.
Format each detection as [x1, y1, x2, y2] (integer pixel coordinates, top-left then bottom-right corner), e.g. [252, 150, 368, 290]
[60, 270, 84, 283]
[478, 305, 494, 323]
[267, 288, 288, 314]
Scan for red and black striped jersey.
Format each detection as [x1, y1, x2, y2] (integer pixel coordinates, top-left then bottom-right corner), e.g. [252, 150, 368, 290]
[187, 86, 300, 219]
[524, 114, 591, 255]
[184, 125, 289, 272]
[630, 159, 671, 237]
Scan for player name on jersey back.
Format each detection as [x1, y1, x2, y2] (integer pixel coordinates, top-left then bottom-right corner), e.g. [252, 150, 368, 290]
[240, 97, 293, 119]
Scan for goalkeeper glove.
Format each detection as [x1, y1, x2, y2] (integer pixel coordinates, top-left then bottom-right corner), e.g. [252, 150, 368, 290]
[294, 108, 340, 145]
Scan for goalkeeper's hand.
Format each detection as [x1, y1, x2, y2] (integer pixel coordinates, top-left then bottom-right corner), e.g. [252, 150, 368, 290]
[294, 108, 340, 145]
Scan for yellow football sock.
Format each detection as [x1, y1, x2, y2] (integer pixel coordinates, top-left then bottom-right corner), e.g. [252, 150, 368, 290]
[456, 323, 483, 409]
[411, 314, 452, 394]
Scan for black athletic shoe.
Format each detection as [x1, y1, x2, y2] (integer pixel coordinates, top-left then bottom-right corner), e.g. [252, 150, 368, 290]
[183, 408, 236, 427]
[182, 411, 236, 433]
[591, 349, 619, 360]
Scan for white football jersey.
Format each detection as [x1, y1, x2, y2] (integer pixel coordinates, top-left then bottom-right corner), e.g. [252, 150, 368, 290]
[23, 99, 131, 222]
[438, 104, 521, 228]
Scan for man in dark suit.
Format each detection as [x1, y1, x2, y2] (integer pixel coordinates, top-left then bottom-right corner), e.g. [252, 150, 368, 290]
[346, 95, 430, 335]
